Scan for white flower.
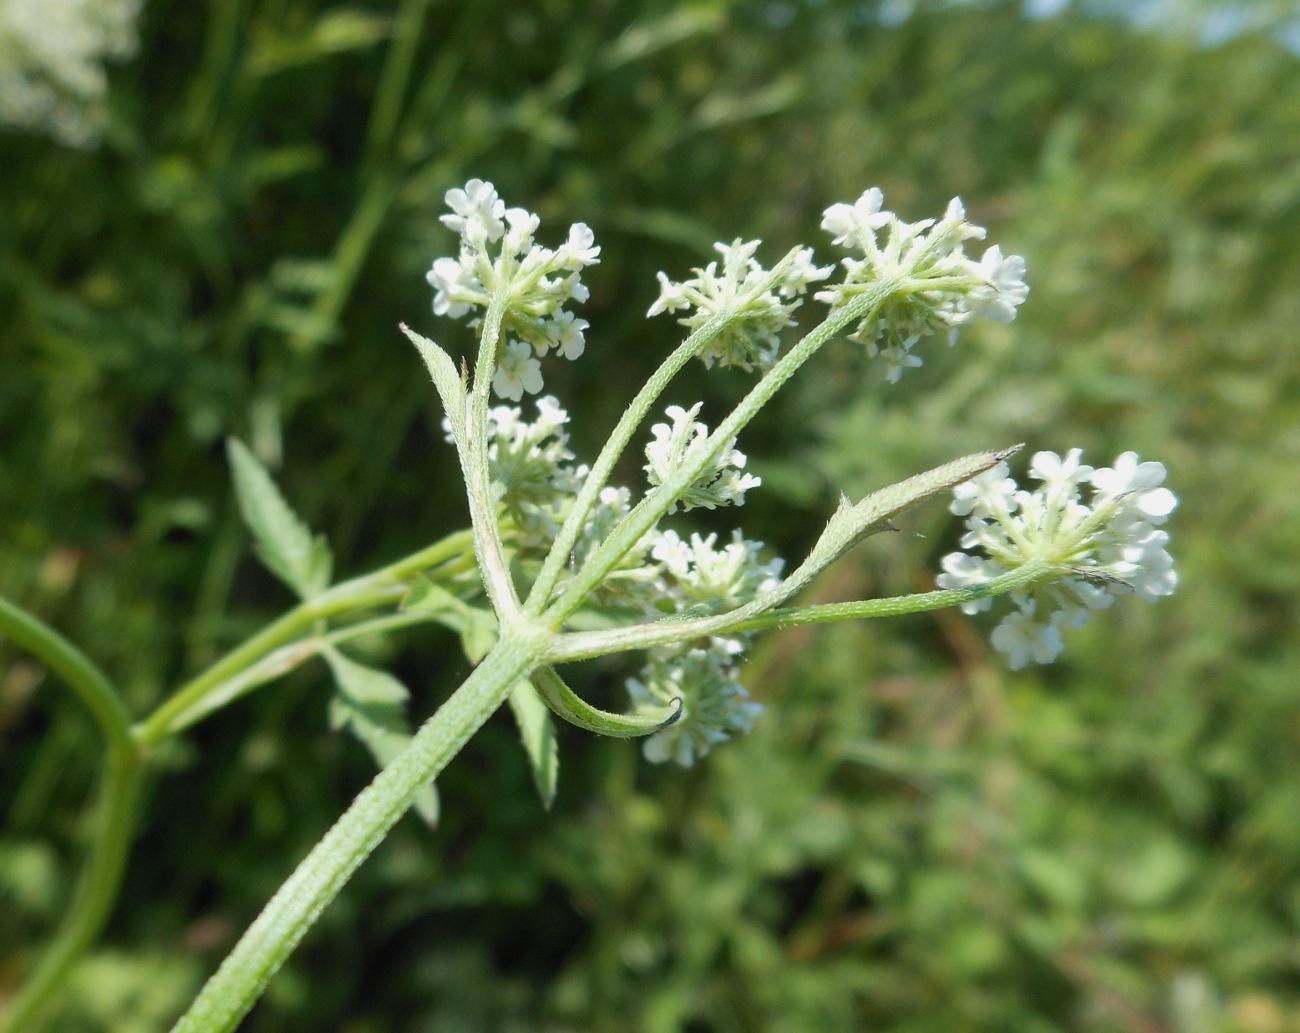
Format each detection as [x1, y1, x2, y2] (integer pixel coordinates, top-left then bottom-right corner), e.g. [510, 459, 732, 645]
[938, 449, 1178, 668]
[644, 402, 761, 512]
[989, 607, 1064, 670]
[426, 256, 479, 318]
[501, 206, 540, 255]
[937, 552, 1003, 613]
[949, 462, 1017, 519]
[426, 179, 600, 382]
[491, 340, 543, 401]
[545, 310, 588, 361]
[440, 179, 505, 245]
[0, 0, 141, 147]
[1028, 447, 1093, 491]
[649, 238, 830, 372]
[484, 396, 580, 541]
[815, 188, 1029, 381]
[927, 197, 987, 257]
[966, 245, 1030, 323]
[820, 188, 891, 250]
[556, 223, 601, 269]
[1090, 451, 1178, 526]
[780, 246, 837, 297]
[627, 647, 764, 767]
[650, 529, 783, 614]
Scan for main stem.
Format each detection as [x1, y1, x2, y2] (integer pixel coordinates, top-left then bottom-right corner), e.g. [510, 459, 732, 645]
[170, 629, 546, 1033]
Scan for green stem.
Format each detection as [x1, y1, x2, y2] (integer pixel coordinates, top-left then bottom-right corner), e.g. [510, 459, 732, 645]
[547, 278, 901, 621]
[527, 247, 810, 615]
[135, 583, 402, 745]
[524, 305, 736, 612]
[0, 597, 143, 1033]
[169, 627, 550, 1033]
[135, 532, 473, 745]
[190, 605, 468, 719]
[548, 562, 1051, 663]
[0, 595, 133, 753]
[462, 297, 522, 613]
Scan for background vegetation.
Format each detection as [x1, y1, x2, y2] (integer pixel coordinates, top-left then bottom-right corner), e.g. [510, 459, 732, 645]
[3, 0, 1299, 1029]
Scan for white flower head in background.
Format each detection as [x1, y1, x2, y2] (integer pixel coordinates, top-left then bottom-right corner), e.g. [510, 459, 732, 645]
[816, 189, 1029, 381]
[627, 647, 764, 767]
[0, 0, 142, 147]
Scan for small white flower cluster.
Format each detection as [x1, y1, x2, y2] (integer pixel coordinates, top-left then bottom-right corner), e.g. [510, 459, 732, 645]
[621, 527, 779, 766]
[648, 239, 834, 371]
[427, 180, 601, 400]
[937, 449, 1178, 669]
[643, 402, 761, 512]
[626, 647, 764, 767]
[651, 529, 784, 615]
[0, 0, 141, 147]
[475, 396, 779, 765]
[816, 189, 1030, 382]
[484, 397, 580, 541]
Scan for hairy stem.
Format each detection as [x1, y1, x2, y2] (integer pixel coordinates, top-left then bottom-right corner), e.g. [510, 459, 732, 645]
[547, 278, 901, 621]
[548, 561, 1051, 663]
[169, 627, 549, 1033]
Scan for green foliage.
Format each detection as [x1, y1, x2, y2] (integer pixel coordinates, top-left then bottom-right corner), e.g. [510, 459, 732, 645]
[324, 645, 438, 827]
[227, 437, 333, 600]
[3, 0, 1299, 1030]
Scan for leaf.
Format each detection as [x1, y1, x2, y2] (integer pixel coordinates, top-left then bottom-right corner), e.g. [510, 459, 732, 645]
[323, 646, 409, 708]
[403, 576, 498, 663]
[765, 444, 1023, 610]
[402, 326, 467, 448]
[532, 666, 681, 738]
[226, 437, 332, 599]
[323, 647, 438, 827]
[508, 680, 559, 809]
[249, 9, 392, 77]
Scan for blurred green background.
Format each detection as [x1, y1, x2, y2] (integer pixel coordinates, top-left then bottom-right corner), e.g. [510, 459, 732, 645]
[3, 0, 1300, 1029]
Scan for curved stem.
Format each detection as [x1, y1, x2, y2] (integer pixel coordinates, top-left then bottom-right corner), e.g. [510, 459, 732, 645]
[0, 595, 133, 753]
[0, 597, 143, 1033]
[169, 629, 548, 1033]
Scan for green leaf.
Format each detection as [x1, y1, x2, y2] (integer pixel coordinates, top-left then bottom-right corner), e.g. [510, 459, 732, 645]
[249, 9, 392, 77]
[402, 326, 467, 449]
[766, 444, 1023, 609]
[403, 577, 497, 663]
[508, 680, 558, 809]
[226, 437, 332, 599]
[323, 647, 437, 827]
[532, 666, 681, 738]
[323, 646, 409, 708]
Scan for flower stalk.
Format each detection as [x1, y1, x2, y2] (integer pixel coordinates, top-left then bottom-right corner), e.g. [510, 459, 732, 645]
[3, 177, 1177, 1033]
